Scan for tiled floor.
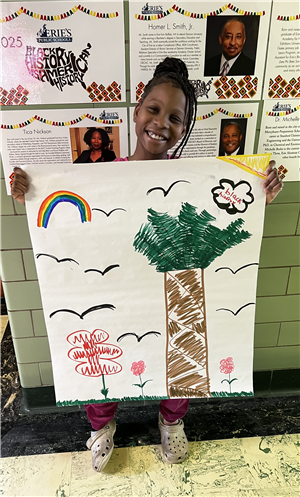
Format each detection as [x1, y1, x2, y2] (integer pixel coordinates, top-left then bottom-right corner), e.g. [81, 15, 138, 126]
[1, 434, 299, 497]
[1, 312, 300, 497]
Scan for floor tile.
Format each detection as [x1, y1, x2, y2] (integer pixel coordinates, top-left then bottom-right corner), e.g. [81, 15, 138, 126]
[188, 438, 256, 494]
[240, 434, 300, 490]
[128, 445, 194, 497]
[1, 452, 71, 497]
[69, 448, 132, 497]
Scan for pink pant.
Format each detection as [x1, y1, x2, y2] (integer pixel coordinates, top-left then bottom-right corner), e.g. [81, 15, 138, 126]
[85, 399, 189, 431]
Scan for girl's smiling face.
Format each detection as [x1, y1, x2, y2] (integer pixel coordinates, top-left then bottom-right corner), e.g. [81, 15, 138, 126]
[132, 82, 187, 161]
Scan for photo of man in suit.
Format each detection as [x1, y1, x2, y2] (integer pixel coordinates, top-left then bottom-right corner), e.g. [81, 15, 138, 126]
[204, 18, 255, 77]
[219, 121, 245, 156]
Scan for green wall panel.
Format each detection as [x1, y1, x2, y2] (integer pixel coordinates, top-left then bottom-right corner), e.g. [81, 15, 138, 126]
[263, 204, 299, 237]
[278, 322, 300, 346]
[259, 237, 300, 268]
[255, 295, 300, 323]
[256, 268, 289, 297]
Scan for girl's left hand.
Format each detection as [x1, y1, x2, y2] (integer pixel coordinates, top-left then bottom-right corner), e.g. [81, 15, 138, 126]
[262, 160, 283, 205]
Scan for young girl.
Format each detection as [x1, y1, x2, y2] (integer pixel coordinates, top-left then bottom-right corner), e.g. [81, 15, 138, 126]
[11, 58, 282, 473]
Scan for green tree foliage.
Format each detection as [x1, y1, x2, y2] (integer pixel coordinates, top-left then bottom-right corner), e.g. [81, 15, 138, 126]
[133, 203, 251, 272]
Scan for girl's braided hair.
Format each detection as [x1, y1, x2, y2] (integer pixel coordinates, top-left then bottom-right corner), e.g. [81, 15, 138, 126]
[141, 57, 197, 158]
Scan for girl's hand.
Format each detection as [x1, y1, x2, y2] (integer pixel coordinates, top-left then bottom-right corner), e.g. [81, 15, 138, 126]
[11, 167, 29, 205]
[262, 160, 283, 206]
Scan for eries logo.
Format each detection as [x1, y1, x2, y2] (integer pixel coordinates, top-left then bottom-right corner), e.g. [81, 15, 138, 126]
[141, 2, 163, 14]
[99, 110, 119, 120]
[272, 102, 291, 112]
[37, 24, 73, 43]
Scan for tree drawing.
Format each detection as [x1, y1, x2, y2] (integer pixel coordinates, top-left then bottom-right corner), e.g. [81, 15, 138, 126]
[133, 202, 251, 398]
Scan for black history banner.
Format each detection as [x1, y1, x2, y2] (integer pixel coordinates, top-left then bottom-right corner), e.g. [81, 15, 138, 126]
[263, 0, 300, 100]
[1, 108, 128, 192]
[129, 0, 271, 102]
[130, 102, 259, 158]
[0, 1, 125, 104]
[258, 100, 300, 181]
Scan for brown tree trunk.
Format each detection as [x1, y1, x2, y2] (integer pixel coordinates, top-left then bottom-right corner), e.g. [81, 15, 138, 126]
[165, 269, 210, 398]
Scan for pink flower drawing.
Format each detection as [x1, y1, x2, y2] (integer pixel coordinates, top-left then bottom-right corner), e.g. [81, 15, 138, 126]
[220, 357, 234, 375]
[220, 357, 237, 394]
[131, 360, 146, 376]
[131, 360, 152, 398]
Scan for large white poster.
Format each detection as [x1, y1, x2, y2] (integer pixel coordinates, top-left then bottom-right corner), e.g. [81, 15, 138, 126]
[130, 102, 259, 157]
[129, 0, 271, 103]
[258, 100, 300, 181]
[24, 155, 270, 406]
[1, 108, 128, 193]
[263, 1, 300, 100]
[0, 1, 126, 105]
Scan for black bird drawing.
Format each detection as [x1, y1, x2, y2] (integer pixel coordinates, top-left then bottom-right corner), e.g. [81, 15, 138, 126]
[84, 265, 120, 276]
[49, 304, 115, 319]
[216, 303, 255, 316]
[117, 331, 161, 342]
[215, 263, 259, 274]
[92, 208, 126, 217]
[146, 180, 190, 197]
[36, 253, 79, 265]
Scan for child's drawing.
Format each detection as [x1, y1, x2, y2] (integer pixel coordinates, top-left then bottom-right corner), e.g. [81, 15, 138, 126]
[216, 302, 255, 316]
[84, 265, 120, 275]
[92, 208, 126, 217]
[146, 180, 190, 197]
[67, 329, 123, 377]
[49, 304, 115, 320]
[131, 361, 152, 398]
[215, 263, 259, 274]
[36, 253, 80, 265]
[37, 191, 92, 227]
[220, 357, 238, 394]
[133, 202, 251, 398]
[24, 156, 269, 405]
[117, 331, 161, 343]
[211, 179, 254, 215]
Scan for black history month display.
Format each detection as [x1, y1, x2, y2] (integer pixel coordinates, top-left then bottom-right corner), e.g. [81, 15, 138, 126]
[130, 102, 259, 158]
[129, 0, 271, 102]
[263, 0, 300, 100]
[258, 100, 300, 181]
[0, 1, 126, 104]
[1, 108, 128, 193]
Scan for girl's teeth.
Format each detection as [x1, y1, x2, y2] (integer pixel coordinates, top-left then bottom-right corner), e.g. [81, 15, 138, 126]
[148, 131, 165, 141]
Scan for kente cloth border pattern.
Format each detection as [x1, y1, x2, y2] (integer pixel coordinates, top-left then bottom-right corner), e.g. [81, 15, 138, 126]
[196, 107, 253, 120]
[135, 3, 265, 21]
[213, 75, 258, 99]
[1, 5, 119, 23]
[86, 82, 121, 102]
[1, 113, 123, 129]
[0, 85, 29, 105]
[268, 76, 300, 99]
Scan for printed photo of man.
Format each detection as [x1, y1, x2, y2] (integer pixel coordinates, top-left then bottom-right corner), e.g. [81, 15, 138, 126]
[204, 17, 258, 77]
[219, 120, 246, 156]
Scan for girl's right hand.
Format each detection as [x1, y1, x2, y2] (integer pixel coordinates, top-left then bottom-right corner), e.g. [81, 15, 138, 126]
[11, 167, 29, 205]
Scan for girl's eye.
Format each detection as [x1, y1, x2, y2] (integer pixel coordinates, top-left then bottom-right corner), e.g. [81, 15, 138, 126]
[171, 115, 182, 124]
[148, 106, 158, 113]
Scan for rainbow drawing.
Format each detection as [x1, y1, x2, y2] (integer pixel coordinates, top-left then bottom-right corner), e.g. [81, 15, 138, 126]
[37, 191, 92, 228]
